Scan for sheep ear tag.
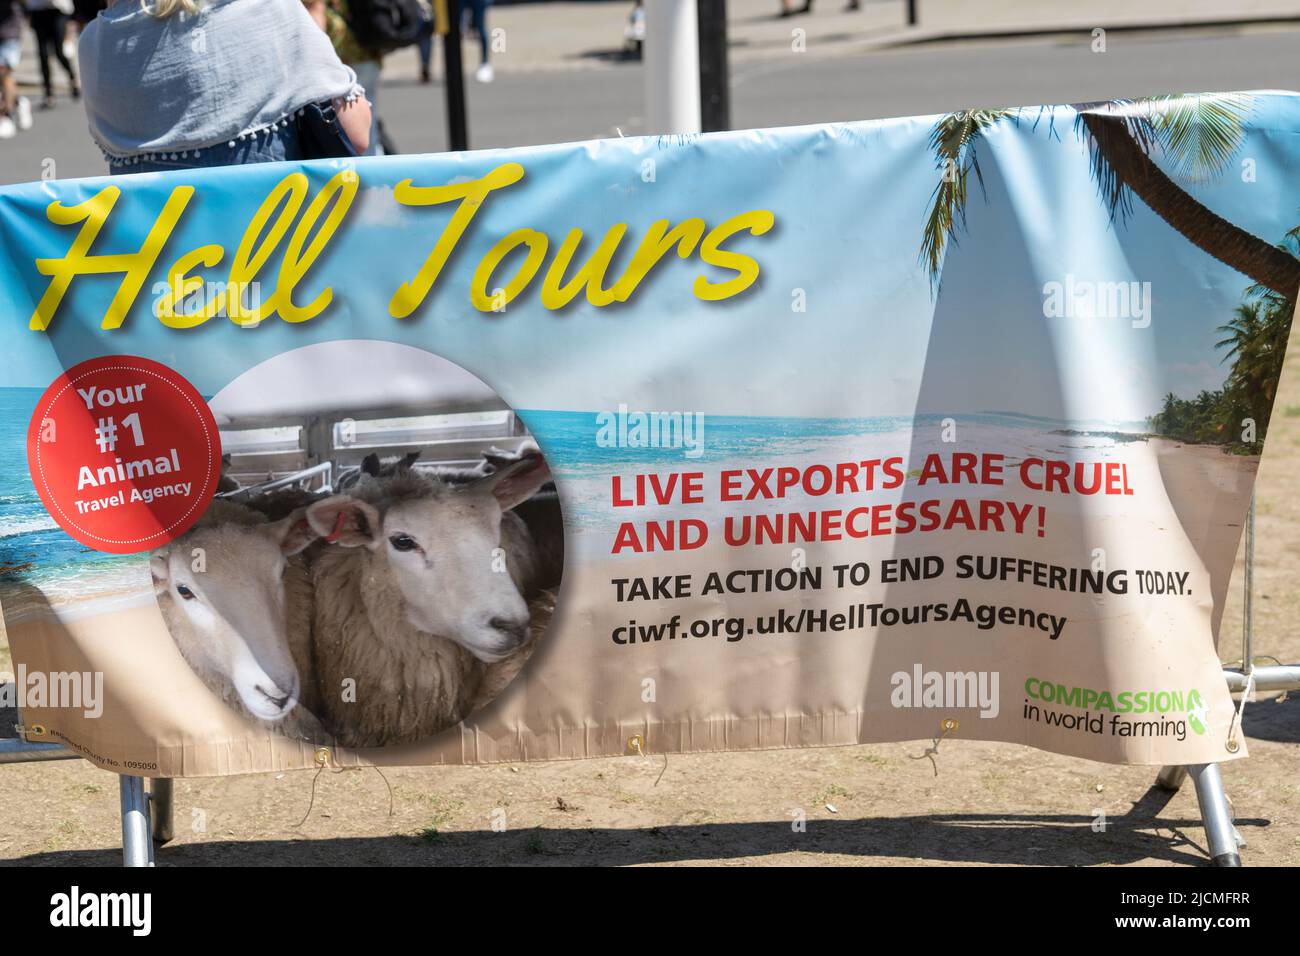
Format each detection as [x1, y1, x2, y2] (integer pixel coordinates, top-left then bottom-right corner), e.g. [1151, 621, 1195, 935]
[25, 355, 223, 555]
[305, 496, 380, 549]
[324, 511, 348, 543]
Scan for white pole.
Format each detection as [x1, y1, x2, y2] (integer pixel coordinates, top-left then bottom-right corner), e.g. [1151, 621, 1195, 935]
[645, 0, 702, 135]
[1243, 494, 1254, 671]
[119, 775, 152, 867]
[1187, 764, 1242, 866]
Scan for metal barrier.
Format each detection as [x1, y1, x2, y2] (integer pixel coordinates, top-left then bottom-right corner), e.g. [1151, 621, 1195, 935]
[221, 461, 334, 499]
[0, 706, 172, 864]
[1154, 497, 1300, 866]
[0, 737, 76, 764]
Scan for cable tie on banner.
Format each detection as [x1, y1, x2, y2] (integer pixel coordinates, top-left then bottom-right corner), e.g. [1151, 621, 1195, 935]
[910, 718, 958, 777]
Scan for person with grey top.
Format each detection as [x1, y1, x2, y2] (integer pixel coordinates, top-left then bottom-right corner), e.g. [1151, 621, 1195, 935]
[79, 0, 370, 173]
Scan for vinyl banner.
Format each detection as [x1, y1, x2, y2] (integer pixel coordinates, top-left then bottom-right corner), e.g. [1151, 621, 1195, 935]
[1, 92, 1295, 776]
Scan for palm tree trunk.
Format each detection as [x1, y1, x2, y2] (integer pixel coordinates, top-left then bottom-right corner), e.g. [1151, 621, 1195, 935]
[1080, 111, 1300, 302]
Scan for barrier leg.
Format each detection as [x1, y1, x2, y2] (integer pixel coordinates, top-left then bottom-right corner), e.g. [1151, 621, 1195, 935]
[150, 778, 174, 845]
[119, 775, 152, 868]
[1154, 765, 1187, 792]
[1187, 763, 1241, 867]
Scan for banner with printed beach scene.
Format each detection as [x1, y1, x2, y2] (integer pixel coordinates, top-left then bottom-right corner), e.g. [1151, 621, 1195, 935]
[0, 91, 1296, 776]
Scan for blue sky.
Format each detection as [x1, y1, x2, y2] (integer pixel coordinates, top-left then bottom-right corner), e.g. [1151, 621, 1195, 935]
[1, 91, 1298, 424]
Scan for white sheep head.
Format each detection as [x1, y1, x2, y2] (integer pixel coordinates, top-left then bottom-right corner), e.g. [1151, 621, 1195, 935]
[151, 504, 319, 721]
[307, 453, 552, 663]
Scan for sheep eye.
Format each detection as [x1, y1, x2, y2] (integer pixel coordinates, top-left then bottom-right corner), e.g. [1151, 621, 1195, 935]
[176, 584, 197, 601]
[388, 534, 420, 553]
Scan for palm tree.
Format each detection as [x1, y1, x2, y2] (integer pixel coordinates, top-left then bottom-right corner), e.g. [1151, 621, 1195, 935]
[921, 94, 1300, 302]
[1216, 304, 1268, 387]
[1153, 391, 1180, 432]
[1215, 233, 1296, 438]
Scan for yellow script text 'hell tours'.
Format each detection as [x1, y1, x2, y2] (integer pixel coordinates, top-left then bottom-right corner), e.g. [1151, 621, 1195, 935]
[26, 163, 777, 331]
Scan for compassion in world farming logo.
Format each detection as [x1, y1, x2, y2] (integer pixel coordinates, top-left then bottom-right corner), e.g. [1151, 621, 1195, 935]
[1025, 678, 1210, 738]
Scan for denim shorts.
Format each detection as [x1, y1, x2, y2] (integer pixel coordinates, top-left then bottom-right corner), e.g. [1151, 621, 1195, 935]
[108, 122, 306, 175]
[0, 38, 21, 72]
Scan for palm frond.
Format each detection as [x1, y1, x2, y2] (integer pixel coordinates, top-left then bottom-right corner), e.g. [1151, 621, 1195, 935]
[1215, 303, 1261, 362]
[1073, 98, 1163, 221]
[1147, 93, 1252, 183]
[919, 108, 1016, 285]
[1074, 93, 1252, 222]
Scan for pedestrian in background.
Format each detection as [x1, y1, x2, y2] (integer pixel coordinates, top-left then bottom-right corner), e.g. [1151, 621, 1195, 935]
[26, 0, 79, 108]
[80, 0, 370, 172]
[0, 0, 32, 139]
[415, 2, 433, 84]
[465, 0, 492, 83]
[303, 0, 385, 153]
[66, 0, 106, 51]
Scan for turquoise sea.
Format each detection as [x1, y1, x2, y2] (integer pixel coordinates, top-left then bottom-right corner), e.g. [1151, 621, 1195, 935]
[519, 408, 1148, 472]
[0, 388, 150, 606]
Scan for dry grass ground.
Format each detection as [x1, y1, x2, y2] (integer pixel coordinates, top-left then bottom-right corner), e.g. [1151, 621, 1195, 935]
[5, 351, 1300, 867]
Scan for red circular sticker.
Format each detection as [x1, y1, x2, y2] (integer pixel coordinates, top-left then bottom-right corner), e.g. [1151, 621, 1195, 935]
[26, 355, 221, 555]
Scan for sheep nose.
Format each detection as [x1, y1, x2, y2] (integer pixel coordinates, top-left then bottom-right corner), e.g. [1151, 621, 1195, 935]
[487, 617, 529, 647]
[257, 685, 291, 710]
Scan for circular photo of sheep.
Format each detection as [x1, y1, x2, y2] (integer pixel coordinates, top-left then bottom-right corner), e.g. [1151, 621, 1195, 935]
[149, 341, 562, 749]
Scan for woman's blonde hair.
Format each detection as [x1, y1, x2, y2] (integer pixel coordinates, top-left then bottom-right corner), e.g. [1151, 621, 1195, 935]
[144, 0, 202, 17]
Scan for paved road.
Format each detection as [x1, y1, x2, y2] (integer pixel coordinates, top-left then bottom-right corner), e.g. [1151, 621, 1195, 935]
[1, 25, 1298, 185]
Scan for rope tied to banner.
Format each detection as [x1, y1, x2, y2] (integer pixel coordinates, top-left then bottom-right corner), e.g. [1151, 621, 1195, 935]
[909, 719, 959, 776]
[1224, 654, 1289, 705]
[627, 734, 669, 786]
[1225, 670, 1255, 755]
[295, 747, 395, 827]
